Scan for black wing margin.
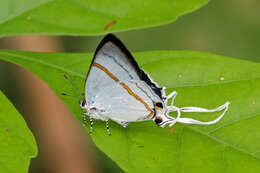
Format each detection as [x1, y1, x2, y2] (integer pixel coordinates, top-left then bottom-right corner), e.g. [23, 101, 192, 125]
[87, 33, 164, 100]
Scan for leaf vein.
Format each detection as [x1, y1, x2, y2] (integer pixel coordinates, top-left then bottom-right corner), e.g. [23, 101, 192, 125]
[0, 52, 84, 78]
[188, 126, 260, 160]
[207, 113, 260, 134]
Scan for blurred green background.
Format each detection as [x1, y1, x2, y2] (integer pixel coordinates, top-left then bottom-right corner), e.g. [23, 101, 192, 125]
[1, 0, 259, 62]
[59, 0, 260, 62]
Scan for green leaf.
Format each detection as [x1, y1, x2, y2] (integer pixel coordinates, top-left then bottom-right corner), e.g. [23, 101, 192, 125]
[0, 0, 209, 37]
[0, 50, 259, 172]
[0, 91, 37, 173]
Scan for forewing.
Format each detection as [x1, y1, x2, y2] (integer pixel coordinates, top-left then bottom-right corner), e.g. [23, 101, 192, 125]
[85, 34, 163, 121]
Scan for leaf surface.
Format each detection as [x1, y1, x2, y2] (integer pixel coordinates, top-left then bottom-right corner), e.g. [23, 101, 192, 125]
[0, 50, 259, 172]
[0, 91, 37, 173]
[0, 0, 209, 37]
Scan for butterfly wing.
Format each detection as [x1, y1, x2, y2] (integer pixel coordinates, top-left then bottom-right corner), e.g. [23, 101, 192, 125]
[85, 34, 164, 123]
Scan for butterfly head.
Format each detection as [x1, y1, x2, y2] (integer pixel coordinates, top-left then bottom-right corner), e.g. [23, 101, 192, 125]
[153, 102, 176, 127]
[153, 114, 176, 128]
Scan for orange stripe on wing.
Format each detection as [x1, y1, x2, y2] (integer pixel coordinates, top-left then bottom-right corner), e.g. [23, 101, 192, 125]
[93, 63, 119, 82]
[93, 62, 154, 118]
[146, 111, 154, 118]
[120, 82, 154, 118]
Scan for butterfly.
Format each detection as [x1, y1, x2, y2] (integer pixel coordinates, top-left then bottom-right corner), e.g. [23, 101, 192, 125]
[66, 34, 230, 135]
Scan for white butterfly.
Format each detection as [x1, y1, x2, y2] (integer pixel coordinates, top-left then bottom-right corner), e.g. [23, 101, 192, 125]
[70, 34, 230, 135]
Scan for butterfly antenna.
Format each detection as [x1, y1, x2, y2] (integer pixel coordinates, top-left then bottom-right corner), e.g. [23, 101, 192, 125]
[61, 92, 81, 98]
[63, 74, 82, 97]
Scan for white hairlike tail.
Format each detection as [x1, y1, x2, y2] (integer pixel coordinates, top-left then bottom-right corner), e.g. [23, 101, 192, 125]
[165, 91, 230, 127]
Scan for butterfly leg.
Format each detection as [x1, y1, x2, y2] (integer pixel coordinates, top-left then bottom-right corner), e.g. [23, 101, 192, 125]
[82, 112, 87, 126]
[106, 120, 111, 136]
[121, 121, 129, 128]
[89, 117, 94, 134]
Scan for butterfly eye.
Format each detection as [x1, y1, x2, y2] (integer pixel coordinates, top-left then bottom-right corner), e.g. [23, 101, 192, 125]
[154, 116, 163, 125]
[155, 102, 163, 109]
[81, 99, 86, 107]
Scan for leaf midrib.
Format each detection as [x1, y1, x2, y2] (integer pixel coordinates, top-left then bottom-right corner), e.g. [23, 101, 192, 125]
[0, 51, 259, 161]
